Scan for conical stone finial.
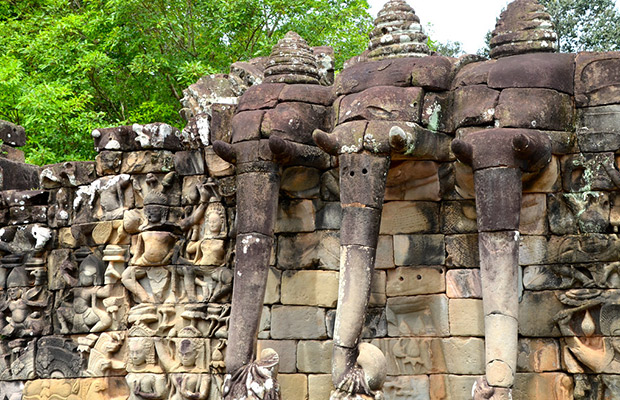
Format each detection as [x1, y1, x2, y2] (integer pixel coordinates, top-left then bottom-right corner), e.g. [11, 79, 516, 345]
[263, 31, 320, 85]
[489, 0, 558, 59]
[367, 0, 430, 60]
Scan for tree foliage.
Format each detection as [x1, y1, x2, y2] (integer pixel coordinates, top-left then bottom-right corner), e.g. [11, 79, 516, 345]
[539, 0, 620, 53]
[0, 0, 372, 164]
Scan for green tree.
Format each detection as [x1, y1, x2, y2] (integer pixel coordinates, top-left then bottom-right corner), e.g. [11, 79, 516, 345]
[0, 0, 372, 165]
[541, 0, 620, 52]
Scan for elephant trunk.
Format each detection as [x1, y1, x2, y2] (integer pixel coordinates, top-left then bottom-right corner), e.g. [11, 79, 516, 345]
[474, 167, 522, 389]
[226, 163, 280, 374]
[332, 153, 390, 390]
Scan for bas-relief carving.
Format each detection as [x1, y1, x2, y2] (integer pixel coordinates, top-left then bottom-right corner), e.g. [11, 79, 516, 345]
[554, 289, 620, 374]
[0, 338, 35, 380]
[23, 378, 129, 400]
[0, 267, 51, 338]
[73, 174, 134, 223]
[84, 332, 127, 377]
[35, 336, 84, 378]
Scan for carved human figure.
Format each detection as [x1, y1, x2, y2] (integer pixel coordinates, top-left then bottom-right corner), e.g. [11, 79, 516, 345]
[56, 256, 118, 333]
[184, 198, 227, 266]
[126, 373, 168, 400]
[122, 266, 176, 303]
[155, 337, 211, 400]
[0, 269, 49, 337]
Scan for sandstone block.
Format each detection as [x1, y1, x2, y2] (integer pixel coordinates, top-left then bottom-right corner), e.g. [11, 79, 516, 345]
[575, 52, 620, 107]
[387, 267, 445, 296]
[380, 202, 439, 235]
[275, 199, 316, 233]
[95, 151, 122, 175]
[279, 374, 308, 400]
[440, 201, 477, 234]
[0, 120, 26, 147]
[449, 299, 484, 337]
[440, 337, 485, 375]
[297, 340, 333, 373]
[384, 375, 430, 400]
[451, 85, 499, 129]
[237, 83, 284, 111]
[496, 88, 574, 131]
[281, 270, 339, 307]
[518, 291, 563, 337]
[430, 374, 478, 400]
[385, 161, 441, 202]
[446, 269, 482, 298]
[394, 235, 445, 266]
[338, 86, 423, 124]
[561, 153, 616, 192]
[277, 231, 339, 270]
[512, 373, 573, 400]
[173, 150, 204, 175]
[488, 53, 575, 94]
[264, 267, 281, 305]
[271, 306, 327, 339]
[308, 374, 334, 400]
[315, 201, 342, 230]
[577, 105, 620, 151]
[452, 60, 495, 88]
[257, 340, 297, 373]
[386, 295, 449, 337]
[326, 308, 387, 339]
[445, 234, 478, 268]
[120, 150, 174, 174]
[517, 338, 561, 372]
[281, 166, 321, 198]
[375, 235, 395, 270]
[370, 270, 387, 307]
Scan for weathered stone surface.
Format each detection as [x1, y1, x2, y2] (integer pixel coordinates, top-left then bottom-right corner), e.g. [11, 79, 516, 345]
[451, 85, 499, 129]
[315, 201, 342, 230]
[120, 150, 174, 174]
[429, 374, 479, 400]
[270, 306, 327, 339]
[518, 291, 564, 337]
[548, 192, 611, 234]
[386, 295, 449, 337]
[277, 231, 339, 270]
[440, 338, 485, 375]
[204, 146, 234, 177]
[517, 338, 561, 372]
[441, 200, 478, 234]
[0, 120, 26, 147]
[523, 155, 561, 193]
[380, 201, 439, 235]
[495, 88, 574, 131]
[513, 373, 573, 400]
[445, 234, 479, 268]
[210, 103, 236, 143]
[386, 266, 445, 296]
[297, 340, 332, 373]
[370, 270, 387, 307]
[446, 269, 482, 299]
[452, 60, 495, 89]
[561, 152, 618, 192]
[338, 86, 423, 124]
[385, 161, 441, 201]
[275, 199, 315, 233]
[340, 206, 382, 247]
[281, 270, 338, 307]
[264, 267, 281, 304]
[40, 162, 96, 189]
[474, 167, 522, 231]
[489, 0, 558, 59]
[336, 57, 451, 96]
[520, 193, 547, 235]
[449, 299, 484, 337]
[257, 339, 297, 373]
[575, 52, 620, 107]
[279, 84, 335, 106]
[237, 83, 284, 111]
[384, 375, 430, 400]
[394, 235, 445, 266]
[173, 150, 204, 175]
[281, 166, 320, 198]
[308, 374, 334, 400]
[577, 105, 620, 152]
[23, 377, 130, 399]
[375, 235, 395, 270]
[421, 91, 452, 133]
[230, 110, 264, 144]
[488, 53, 575, 94]
[262, 102, 330, 145]
[95, 151, 122, 176]
[279, 374, 309, 400]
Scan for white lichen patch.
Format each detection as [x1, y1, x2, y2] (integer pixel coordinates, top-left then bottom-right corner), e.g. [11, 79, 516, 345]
[32, 225, 52, 250]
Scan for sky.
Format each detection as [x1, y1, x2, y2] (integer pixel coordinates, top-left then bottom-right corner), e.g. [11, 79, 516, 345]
[367, 0, 620, 54]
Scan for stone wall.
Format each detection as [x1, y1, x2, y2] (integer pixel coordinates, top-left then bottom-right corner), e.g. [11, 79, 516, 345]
[3, 0, 620, 399]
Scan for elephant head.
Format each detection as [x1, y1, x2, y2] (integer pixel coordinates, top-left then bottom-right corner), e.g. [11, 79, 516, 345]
[214, 32, 334, 400]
